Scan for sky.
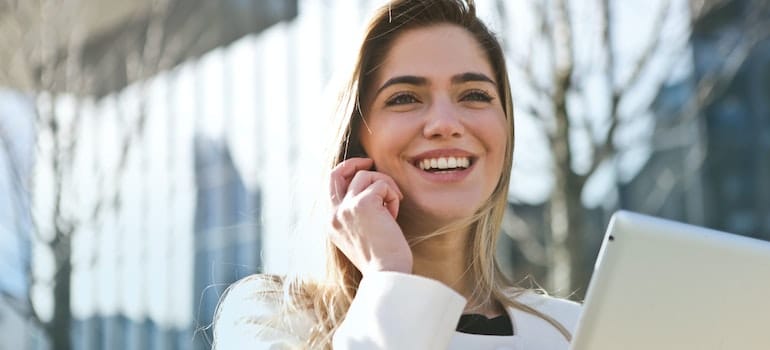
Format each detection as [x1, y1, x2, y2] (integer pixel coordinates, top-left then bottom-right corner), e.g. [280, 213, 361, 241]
[0, 89, 36, 300]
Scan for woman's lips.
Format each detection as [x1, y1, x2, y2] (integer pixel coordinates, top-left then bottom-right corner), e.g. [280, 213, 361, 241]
[408, 148, 478, 182]
[410, 149, 476, 168]
[416, 156, 471, 171]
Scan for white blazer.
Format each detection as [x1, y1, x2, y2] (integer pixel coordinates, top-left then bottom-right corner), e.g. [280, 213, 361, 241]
[215, 272, 582, 349]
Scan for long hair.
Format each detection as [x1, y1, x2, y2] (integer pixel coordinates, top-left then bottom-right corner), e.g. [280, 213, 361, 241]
[215, 1, 570, 349]
[306, 0, 571, 347]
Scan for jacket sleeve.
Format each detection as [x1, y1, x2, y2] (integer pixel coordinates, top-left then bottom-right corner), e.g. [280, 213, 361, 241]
[213, 275, 311, 350]
[333, 271, 467, 350]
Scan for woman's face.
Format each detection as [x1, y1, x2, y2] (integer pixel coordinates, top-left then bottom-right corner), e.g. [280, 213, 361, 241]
[359, 24, 507, 227]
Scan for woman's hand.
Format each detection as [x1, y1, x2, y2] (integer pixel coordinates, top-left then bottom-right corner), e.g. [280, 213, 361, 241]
[329, 157, 413, 275]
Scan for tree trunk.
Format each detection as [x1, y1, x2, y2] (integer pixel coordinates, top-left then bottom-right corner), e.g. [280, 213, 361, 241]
[547, 172, 572, 294]
[46, 237, 72, 350]
[547, 35, 590, 296]
[547, 167, 589, 298]
[40, 91, 73, 350]
[547, 76, 576, 294]
[565, 174, 589, 298]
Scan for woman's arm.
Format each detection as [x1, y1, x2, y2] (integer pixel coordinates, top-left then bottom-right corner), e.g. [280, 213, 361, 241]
[333, 271, 466, 350]
[328, 157, 467, 349]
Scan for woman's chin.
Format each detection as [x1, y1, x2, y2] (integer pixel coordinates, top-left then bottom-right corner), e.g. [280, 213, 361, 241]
[398, 201, 481, 232]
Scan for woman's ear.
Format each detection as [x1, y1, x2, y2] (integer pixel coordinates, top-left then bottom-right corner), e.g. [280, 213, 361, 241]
[347, 135, 368, 159]
[347, 145, 374, 169]
[342, 144, 368, 161]
[357, 145, 367, 159]
[357, 149, 369, 158]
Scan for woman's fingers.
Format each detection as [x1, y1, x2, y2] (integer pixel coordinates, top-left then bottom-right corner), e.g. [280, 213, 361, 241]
[329, 158, 374, 206]
[327, 158, 411, 275]
[346, 170, 403, 199]
[346, 170, 403, 219]
[329, 178, 410, 274]
[359, 179, 401, 219]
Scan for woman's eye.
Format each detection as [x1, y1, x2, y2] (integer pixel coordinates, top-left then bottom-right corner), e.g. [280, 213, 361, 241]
[461, 90, 493, 103]
[385, 93, 419, 106]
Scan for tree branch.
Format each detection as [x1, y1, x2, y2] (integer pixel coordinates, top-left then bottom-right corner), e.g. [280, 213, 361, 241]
[511, 46, 553, 102]
[656, 19, 769, 132]
[689, 0, 733, 22]
[694, 21, 770, 105]
[508, 0, 554, 121]
[551, 0, 575, 85]
[548, 0, 576, 155]
[640, 144, 707, 214]
[615, 0, 673, 97]
[501, 206, 547, 266]
[494, 0, 510, 53]
[88, 0, 173, 226]
[583, 0, 618, 184]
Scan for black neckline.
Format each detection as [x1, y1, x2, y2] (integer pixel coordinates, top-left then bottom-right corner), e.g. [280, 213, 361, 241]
[456, 313, 514, 336]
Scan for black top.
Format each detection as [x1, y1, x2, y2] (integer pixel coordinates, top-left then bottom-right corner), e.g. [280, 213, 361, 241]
[456, 313, 514, 336]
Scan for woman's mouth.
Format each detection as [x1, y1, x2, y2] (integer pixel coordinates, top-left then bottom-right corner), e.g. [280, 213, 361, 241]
[416, 156, 472, 173]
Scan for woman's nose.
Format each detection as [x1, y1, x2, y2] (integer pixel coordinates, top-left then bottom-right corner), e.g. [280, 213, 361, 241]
[423, 97, 464, 139]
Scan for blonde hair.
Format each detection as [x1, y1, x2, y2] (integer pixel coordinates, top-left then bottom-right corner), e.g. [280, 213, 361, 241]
[214, 1, 571, 348]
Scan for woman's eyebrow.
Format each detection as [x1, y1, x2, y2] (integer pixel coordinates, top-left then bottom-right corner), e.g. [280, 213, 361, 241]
[374, 72, 495, 97]
[375, 75, 427, 96]
[451, 72, 496, 85]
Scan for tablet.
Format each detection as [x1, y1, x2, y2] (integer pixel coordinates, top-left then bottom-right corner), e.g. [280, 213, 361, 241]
[571, 210, 770, 350]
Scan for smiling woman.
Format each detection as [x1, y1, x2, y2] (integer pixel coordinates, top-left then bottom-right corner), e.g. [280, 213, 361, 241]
[360, 24, 507, 227]
[213, 1, 581, 349]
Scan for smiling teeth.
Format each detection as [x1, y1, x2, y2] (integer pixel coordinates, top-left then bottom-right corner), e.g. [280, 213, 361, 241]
[419, 157, 470, 170]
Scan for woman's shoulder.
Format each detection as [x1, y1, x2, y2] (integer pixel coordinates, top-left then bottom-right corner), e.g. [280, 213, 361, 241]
[507, 289, 583, 331]
[221, 273, 285, 299]
[216, 274, 285, 322]
[213, 274, 313, 349]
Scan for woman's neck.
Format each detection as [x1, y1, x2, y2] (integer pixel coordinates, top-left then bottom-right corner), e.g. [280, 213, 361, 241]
[406, 225, 504, 318]
[409, 226, 475, 299]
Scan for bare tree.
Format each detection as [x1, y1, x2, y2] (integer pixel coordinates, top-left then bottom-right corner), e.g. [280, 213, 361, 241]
[496, 0, 770, 297]
[0, 0, 173, 348]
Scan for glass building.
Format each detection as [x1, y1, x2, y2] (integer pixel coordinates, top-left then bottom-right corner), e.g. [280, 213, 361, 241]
[1, 0, 767, 349]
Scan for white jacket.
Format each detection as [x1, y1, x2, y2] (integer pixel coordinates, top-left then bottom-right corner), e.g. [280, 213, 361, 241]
[215, 272, 582, 349]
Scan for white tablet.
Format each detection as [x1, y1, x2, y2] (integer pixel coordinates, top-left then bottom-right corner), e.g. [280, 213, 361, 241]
[571, 211, 770, 350]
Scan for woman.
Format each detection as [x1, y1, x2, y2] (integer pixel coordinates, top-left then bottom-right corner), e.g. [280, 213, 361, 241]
[214, 0, 581, 349]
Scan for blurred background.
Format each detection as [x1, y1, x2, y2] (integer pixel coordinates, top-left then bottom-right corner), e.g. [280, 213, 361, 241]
[0, 0, 768, 349]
